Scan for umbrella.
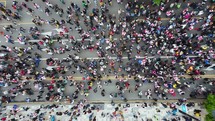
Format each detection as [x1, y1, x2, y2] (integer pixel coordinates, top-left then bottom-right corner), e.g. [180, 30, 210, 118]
[13, 104, 18, 110]
[26, 98, 31, 102]
[138, 60, 142, 64]
[100, 61, 104, 65]
[172, 109, 178, 115]
[35, 57, 41, 67]
[50, 115, 55, 121]
[169, 89, 175, 94]
[181, 104, 187, 113]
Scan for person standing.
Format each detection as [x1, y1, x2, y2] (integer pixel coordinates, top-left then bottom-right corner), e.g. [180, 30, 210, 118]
[82, 1, 88, 9]
[87, 0, 91, 4]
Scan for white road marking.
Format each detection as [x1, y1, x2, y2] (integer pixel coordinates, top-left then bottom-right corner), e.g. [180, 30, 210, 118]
[0, 17, 204, 26]
[31, 55, 198, 61]
[46, 66, 60, 70]
[40, 28, 68, 36]
[14, 38, 92, 42]
[13, 38, 115, 42]
[204, 64, 215, 71]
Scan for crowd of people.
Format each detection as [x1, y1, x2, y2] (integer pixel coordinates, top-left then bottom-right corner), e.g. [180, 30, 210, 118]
[0, 101, 203, 121]
[0, 0, 214, 120]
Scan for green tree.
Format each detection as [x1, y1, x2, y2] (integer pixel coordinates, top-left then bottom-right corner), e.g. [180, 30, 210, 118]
[205, 113, 214, 121]
[204, 94, 215, 121]
[153, 0, 161, 6]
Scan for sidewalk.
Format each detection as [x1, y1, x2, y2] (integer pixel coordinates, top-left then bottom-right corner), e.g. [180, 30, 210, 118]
[0, 101, 206, 121]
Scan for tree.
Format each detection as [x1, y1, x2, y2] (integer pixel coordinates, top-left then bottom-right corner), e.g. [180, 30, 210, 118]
[205, 113, 214, 121]
[204, 94, 215, 121]
[153, 0, 161, 6]
[153, 0, 166, 6]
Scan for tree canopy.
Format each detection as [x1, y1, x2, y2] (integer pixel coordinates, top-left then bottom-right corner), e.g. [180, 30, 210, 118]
[153, 0, 161, 6]
[204, 94, 215, 121]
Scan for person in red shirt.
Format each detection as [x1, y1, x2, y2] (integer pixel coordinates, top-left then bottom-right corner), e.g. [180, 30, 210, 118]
[1, 117, 6, 121]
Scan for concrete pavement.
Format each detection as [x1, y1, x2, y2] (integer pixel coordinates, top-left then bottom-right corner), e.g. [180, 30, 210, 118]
[0, 101, 206, 121]
[0, 0, 214, 106]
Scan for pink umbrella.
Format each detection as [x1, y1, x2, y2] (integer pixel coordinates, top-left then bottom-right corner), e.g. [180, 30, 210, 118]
[169, 89, 176, 96]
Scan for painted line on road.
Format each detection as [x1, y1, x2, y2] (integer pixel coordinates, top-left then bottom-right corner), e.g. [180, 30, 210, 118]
[0, 22, 34, 25]
[2, 99, 205, 106]
[204, 64, 215, 71]
[21, 74, 215, 81]
[14, 38, 93, 42]
[138, 16, 203, 21]
[13, 38, 118, 43]
[31, 55, 198, 61]
[0, 16, 205, 25]
[133, 17, 204, 23]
